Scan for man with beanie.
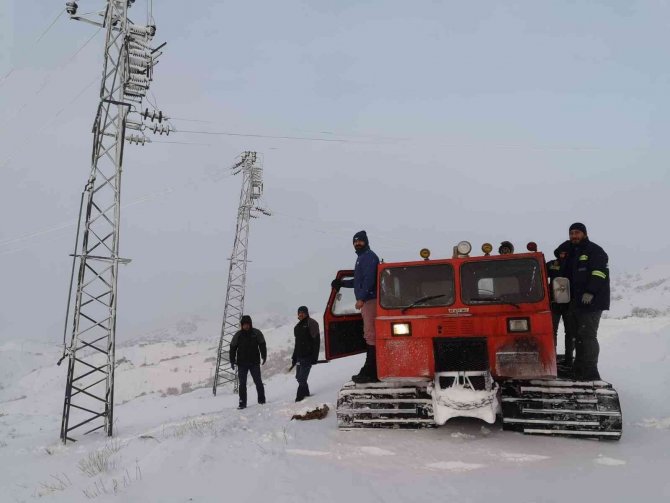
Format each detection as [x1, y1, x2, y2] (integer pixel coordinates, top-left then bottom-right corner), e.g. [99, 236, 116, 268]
[546, 242, 572, 361]
[291, 306, 321, 402]
[556, 223, 610, 380]
[230, 315, 267, 409]
[331, 230, 381, 383]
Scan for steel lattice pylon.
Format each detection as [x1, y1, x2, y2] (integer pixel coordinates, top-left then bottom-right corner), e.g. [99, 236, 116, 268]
[60, 0, 168, 443]
[213, 152, 270, 395]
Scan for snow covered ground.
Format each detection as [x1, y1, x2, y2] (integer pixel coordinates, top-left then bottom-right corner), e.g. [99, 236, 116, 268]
[2, 280, 670, 502]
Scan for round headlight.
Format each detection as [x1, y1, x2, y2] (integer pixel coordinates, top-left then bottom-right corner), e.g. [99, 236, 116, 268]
[420, 248, 431, 259]
[457, 241, 472, 255]
[482, 243, 493, 254]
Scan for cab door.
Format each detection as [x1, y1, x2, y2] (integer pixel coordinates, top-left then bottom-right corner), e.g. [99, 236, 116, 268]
[324, 270, 366, 360]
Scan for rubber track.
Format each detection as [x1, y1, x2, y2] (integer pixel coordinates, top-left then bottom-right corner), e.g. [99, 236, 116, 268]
[500, 378, 622, 440]
[337, 381, 435, 429]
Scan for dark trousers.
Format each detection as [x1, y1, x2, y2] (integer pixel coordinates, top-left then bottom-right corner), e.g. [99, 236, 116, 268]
[237, 363, 265, 406]
[295, 357, 313, 400]
[551, 303, 572, 360]
[565, 306, 602, 379]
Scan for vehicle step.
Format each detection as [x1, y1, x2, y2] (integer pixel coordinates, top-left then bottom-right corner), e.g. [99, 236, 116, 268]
[524, 428, 622, 438]
[521, 408, 621, 417]
[503, 418, 600, 426]
[502, 397, 598, 404]
[340, 388, 425, 396]
[527, 380, 610, 388]
[338, 408, 418, 415]
[352, 418, 435, 424]
[520, 386, 601, 394]
[351, 398, 432, 404]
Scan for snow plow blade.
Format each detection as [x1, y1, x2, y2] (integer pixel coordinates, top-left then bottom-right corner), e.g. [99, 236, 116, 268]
[336, 381, 435, 429]
[501, 379, 622, 440]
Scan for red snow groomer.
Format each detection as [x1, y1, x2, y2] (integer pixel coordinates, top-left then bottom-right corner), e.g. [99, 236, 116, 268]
[325, 241, 622, 440]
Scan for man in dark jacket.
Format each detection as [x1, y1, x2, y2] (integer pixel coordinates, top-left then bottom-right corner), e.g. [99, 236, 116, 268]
[331, 230, 380, 383]
[230, 315, 267, 409]
[547, 242, 572, 360]
[292, 306, 321, 402]
[558, 223, 610, 380]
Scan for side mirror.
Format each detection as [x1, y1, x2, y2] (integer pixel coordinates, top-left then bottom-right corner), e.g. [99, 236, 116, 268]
[552, 277, 571, 304]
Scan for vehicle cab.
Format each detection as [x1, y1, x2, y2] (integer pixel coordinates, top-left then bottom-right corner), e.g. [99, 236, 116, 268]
[326, 241, 556, 380]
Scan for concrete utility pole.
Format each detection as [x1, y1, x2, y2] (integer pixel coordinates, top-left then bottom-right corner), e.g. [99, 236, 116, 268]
[59, 0, 171, 443]
[213, 152, 271, 395]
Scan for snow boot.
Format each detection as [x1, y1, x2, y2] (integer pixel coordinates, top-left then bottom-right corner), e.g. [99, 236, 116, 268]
[296, 382, 311, 402]
[237, 403, 246, 410]
[352, 345, 379, 384]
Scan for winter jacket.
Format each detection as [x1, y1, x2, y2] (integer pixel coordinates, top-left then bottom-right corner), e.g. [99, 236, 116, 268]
[341, 246, 380, 301]
[230, 328, 267, 365]
[292, 317, 320, 364]
[557, 238, 610, 311]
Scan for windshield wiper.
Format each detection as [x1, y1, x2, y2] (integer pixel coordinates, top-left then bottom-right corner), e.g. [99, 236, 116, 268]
[401, 294, 446, 313]
[468, 296, 520, 309]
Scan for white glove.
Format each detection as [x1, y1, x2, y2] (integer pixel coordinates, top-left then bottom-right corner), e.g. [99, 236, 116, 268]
[581, 293, 594, 305]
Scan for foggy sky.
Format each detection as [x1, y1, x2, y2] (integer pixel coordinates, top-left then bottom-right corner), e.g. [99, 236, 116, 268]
[1, 1, 669, 344]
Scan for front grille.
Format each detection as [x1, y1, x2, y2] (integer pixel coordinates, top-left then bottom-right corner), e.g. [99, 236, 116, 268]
[439, 375, 486, 390]
[433, 337, 489, 372]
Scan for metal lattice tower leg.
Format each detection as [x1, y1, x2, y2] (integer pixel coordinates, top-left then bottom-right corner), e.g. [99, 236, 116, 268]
[59, 0, 170, 444]
[213, 152, 271, 395]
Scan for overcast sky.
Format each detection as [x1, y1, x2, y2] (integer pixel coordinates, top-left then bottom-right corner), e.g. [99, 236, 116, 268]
[1, 0, 668, 344]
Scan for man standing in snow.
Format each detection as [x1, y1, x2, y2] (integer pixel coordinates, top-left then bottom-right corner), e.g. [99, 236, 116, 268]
[547, 242, 572, 360]
[230, 315, 267, 409]
[558, 223, 610, 381]
[291, 306, 320, 402]
[331, 230, 380, 383]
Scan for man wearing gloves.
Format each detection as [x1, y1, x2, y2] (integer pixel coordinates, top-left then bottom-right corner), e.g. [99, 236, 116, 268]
[230, 315, 267, 409]
[291, 306, 321, 402]
[331, 230, 380, 383]
[558, 223, 610, 381]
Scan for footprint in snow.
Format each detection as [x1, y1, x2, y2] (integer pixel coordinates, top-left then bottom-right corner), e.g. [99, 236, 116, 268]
[499, 452, 550, 463]
[594, 455, 626, 466]
[636, 417, 670, 429]
[426, 461, 485, 472]
[359, 446, 395, 456]
[286, 448, 330, 457]
[450, 432, 476, 439]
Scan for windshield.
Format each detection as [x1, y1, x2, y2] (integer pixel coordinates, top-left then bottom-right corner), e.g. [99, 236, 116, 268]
[380, 264, 455, 310]
[461, 258, 545, 305]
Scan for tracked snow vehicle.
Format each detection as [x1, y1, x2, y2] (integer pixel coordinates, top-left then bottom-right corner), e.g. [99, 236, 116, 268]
[325, 242, 622, 440]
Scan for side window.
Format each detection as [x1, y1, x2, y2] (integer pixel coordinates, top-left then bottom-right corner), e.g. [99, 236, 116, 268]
[332, 275, 358, 315]
[478, 278, 494, 296]
[462, 258, 545, 304]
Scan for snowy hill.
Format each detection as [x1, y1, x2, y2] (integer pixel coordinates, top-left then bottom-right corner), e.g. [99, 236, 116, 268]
[2, 311, 670, 501]
[609, 264, 670, 319]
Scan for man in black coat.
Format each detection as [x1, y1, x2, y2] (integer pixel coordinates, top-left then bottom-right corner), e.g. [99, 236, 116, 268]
[558, 223, 610, 380]
[230, 315, 267, 409]
[547, 242, 572, 360]
[291, 306, 321, 402]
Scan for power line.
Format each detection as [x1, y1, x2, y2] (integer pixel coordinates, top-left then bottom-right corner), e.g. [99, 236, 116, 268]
[152, 139, 212, 146]
[169, 116, 408, 142]
[0, 27, 102, 130]
[0, 74, 99, 169]
[176, 128, 365, 143]
[0, 7, 66, 88]
[36, 9, 66, 44]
